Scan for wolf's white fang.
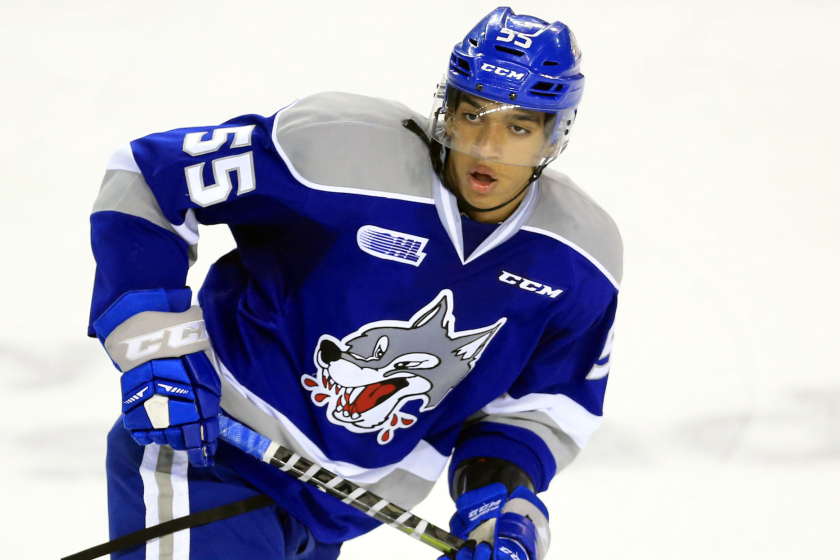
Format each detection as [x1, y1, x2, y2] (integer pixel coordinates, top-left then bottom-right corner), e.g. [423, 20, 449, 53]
[349, 386, 364, 403]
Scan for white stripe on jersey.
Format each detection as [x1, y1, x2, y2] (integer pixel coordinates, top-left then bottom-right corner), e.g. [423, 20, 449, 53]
[105, 145, 199, 247]
[106, 144, 141, 173]
[482, 392, 603, 449]
[521, 225, 621, 290]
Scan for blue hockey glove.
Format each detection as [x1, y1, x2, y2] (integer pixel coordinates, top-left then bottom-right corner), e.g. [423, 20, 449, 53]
[446, 483, 550, 560]
[93, 288, 221, 467]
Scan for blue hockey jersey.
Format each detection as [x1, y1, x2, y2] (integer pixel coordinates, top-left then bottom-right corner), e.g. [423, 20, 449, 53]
[89, 92, 622, 544]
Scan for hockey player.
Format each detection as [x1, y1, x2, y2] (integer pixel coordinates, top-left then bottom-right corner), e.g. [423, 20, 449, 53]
[89, 7, 621, 560]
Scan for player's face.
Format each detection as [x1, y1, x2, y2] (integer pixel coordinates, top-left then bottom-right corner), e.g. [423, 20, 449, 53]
[444, 94, 548, 220]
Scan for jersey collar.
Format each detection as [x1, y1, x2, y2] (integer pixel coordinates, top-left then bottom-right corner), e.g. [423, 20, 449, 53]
[433, 176, 539, 265]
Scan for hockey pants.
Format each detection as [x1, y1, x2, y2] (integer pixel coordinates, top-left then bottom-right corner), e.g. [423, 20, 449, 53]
[106, 418, 343, 560]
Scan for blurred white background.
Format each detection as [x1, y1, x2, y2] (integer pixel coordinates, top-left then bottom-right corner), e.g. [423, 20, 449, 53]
[1, 1, 838, 558]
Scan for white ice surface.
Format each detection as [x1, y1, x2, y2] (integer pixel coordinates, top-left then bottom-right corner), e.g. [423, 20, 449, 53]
[0, 1, 838, 558]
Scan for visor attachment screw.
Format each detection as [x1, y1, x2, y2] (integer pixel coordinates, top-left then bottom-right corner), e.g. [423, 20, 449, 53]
[509, 93, 517, 100]
[476, 84, 484, 91]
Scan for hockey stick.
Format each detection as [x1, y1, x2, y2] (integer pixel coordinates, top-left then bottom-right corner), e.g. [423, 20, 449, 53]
[63, 416, 466, 560]
[218, 415, 466, 558]
[62, 494, 273, 560]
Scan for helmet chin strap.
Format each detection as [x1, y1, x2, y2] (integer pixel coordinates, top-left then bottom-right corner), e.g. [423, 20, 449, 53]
[400, 118, 547, 216]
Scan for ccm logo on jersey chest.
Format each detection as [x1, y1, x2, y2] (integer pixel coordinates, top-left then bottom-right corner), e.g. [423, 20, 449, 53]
[499, 271, 563, 298]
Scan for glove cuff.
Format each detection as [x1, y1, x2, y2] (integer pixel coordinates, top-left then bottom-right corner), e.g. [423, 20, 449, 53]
[452, 485, 551, 560]
[451, 482, 508, 538]
[501, 487, 550, 560]
[104, 306, 209, 372]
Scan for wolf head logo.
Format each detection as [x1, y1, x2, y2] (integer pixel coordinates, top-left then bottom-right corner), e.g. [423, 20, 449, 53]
[301, 290, 505, 444]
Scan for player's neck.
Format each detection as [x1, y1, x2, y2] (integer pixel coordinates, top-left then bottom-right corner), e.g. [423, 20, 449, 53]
[461, 191, 526, 224]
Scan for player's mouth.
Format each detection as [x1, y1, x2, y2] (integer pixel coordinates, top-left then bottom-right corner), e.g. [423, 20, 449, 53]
[324, 376, 411, 420]
[467, 164, 498, 195]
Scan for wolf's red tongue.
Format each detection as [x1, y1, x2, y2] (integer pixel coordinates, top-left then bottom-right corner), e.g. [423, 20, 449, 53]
[354, 382, 396, 413]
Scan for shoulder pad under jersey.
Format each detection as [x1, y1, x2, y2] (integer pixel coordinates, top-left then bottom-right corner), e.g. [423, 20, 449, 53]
[273, 92, 434, 201]
[526, 169, 623, 288]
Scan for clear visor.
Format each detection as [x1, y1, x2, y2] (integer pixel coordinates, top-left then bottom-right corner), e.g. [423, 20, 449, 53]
[429, 83, 575, 167]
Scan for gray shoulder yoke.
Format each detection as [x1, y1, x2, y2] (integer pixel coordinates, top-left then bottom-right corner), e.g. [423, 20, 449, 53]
[273, 92, 434, 202]
[274, 93, 623, 286]
[525, 169, 623, 287]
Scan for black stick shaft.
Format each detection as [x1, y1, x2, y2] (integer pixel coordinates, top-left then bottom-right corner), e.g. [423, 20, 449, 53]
[218, 416, 465, 557]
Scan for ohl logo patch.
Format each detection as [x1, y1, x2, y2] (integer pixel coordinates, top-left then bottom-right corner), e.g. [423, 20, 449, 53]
[300, 290, 505, 444]
[356, 225, 428, 266]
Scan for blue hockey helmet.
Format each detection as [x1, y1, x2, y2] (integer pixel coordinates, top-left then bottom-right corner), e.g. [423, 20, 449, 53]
[429, 7, 584, 167]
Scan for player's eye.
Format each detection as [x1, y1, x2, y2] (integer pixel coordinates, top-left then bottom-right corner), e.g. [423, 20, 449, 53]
[510, 124, 531, 136]
[462, 112, 480, 122]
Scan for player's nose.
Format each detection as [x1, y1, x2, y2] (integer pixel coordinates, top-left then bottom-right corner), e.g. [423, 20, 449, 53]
[319, 339, 342, 365]
[472, 125, 504, 160]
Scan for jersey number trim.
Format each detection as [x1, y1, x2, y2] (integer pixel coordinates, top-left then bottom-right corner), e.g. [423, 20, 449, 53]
[183, 125, 256, 207]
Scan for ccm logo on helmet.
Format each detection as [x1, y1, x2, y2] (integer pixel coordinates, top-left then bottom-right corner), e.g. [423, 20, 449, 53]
[120, 320, 208, 362]
[479, 63, 526, 81]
